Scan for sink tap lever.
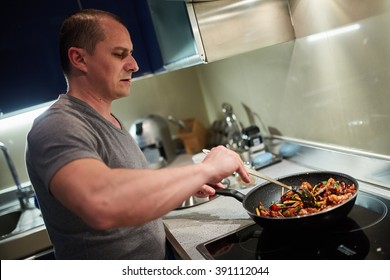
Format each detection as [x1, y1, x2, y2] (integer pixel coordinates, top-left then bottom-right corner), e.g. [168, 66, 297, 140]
[0, 142, 34, 210]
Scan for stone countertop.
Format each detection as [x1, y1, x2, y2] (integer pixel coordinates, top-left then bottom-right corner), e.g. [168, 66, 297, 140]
[163, 154, 313, 259]
[163, 147, 390, 260]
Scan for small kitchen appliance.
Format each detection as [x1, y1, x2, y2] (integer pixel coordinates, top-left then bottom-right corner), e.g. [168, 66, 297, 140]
[130, 114, 176, 169]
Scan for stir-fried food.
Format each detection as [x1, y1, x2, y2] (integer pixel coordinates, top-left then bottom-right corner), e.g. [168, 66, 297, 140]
[255, 177, 357, 218]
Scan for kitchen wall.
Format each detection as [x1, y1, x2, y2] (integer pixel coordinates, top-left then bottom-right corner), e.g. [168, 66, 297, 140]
[111, 68, 208, 131]
[198, 10, 390, 157]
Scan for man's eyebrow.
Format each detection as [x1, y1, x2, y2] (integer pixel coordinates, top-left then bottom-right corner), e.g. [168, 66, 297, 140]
[112, 46, 132, 53]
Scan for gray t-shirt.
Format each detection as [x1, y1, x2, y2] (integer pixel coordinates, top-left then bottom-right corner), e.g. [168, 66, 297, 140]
[26, 94, 165, 259]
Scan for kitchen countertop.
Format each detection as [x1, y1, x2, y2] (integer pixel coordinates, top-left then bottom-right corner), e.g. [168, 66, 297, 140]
[163, 154, 313, 259]
[163, 151, 390, 260]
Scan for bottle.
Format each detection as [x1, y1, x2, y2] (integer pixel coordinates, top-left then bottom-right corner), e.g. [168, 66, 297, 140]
[221, 103, 246, 152]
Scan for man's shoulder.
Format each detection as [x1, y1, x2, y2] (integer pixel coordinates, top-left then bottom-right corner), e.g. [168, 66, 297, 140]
[37, 95, 88, 122]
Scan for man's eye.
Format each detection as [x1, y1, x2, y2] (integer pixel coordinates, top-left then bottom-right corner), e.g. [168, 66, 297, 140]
[114, 53, 124, 58]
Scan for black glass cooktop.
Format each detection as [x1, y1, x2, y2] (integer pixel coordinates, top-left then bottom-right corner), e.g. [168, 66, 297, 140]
[197, 191, 390, 260]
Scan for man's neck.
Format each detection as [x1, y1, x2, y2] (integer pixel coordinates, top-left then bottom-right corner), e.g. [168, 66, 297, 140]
[67, 88, 120, 129]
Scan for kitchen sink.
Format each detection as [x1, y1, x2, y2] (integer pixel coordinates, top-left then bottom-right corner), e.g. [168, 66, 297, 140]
[0, 207, 52, 259]
[0, 210, 22, 237]
[0, 183, 52, 259]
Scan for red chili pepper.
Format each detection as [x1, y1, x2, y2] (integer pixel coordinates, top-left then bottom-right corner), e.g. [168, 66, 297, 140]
[270, 203, 279, 211]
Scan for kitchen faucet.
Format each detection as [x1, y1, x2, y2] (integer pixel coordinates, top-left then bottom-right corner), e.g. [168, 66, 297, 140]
[0, 142, 35, 210]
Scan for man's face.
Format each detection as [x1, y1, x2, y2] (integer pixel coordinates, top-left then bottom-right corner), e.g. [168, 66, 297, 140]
[84, 17, 139, 101]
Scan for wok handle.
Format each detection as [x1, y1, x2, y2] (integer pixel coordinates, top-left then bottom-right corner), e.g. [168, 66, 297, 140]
[215, 188, 245, 202]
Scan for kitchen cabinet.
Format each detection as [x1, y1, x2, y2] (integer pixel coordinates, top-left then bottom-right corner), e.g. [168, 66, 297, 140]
[0, 0, 78, 115]
[82, 0, 204, 73]
[80, 0, 165, 76]
[186, 0, 295, 63]
[147, 0, 203, 70]
[0, 0, 165, 115]
[289, 0, 388, 38]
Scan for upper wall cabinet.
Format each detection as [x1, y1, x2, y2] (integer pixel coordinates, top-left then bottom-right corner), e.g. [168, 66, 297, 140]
[146, 0, 204, 71]
[185, 0, 295, 63]
[0, 0, 170, 116]
[0, 0, 203, 115]
[0, 1, 78, 115]
[289, 0, 389, 38]
[79, 0, 165, 76]
[81, 0, 204, 72]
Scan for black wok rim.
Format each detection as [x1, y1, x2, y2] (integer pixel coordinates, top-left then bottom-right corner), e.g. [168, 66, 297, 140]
[243, 171, 359, 221]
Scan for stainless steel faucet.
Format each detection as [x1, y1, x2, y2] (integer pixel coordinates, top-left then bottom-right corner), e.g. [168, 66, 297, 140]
[0, 142, 34, 210]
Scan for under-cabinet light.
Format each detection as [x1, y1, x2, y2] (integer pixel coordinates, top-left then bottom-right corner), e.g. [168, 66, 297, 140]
[307, 24, 361, 42]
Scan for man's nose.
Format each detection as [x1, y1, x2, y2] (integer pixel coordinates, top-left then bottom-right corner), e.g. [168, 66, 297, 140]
[125, 55, 139, 73]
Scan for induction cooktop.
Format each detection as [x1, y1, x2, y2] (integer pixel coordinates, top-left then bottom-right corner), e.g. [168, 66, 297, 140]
[196, 191, 390, 260]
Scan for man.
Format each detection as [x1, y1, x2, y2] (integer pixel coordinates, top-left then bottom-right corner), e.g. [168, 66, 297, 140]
[26, 9, 249, 260]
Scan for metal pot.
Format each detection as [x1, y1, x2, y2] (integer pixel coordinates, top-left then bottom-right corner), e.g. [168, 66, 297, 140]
[215, 171, 359, 229]
[176, 196, 211, 209]
[129, 114, 176, 168]
[176, 178, 231, 209]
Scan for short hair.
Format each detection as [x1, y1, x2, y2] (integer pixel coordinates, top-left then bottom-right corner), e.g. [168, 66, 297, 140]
[59, 9, 126, 76]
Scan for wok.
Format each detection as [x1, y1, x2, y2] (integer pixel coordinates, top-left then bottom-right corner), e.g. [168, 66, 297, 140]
[216, 171, 359, 229]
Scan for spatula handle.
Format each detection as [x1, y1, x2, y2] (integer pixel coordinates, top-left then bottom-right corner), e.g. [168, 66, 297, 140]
[203, 148, 291, 191]
[245, 168, 292, 190]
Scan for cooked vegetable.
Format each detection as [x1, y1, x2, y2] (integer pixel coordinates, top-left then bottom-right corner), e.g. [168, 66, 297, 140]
[255, 177, 357, 218]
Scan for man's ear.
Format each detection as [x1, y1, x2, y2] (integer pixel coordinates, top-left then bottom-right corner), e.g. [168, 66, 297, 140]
[68, 47, 87, 73]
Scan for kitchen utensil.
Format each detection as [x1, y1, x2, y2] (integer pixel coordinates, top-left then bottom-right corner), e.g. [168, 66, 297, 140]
[178, 119, 208, 154]
[176, 178, 230, 209]
[241, 102, 256, 126]
[214, 171, 359, 229]
[221, 103, 245, 151]
[241, 102, 269, 136]
[129, 114, 176, 168]
[168, 115, 191, 132]
[202, 149, 315, 207]
[245, 168, 316, 207]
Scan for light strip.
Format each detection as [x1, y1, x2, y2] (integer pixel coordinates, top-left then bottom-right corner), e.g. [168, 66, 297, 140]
[307, 24, 361, 42]
[0, 104, 51, 131]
